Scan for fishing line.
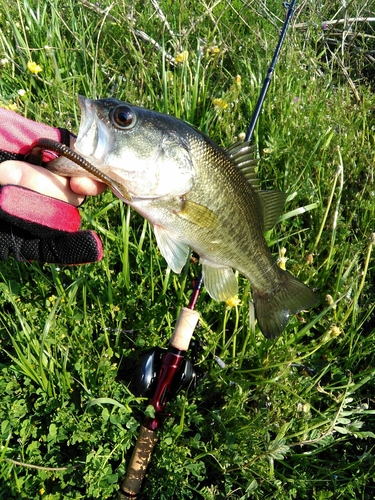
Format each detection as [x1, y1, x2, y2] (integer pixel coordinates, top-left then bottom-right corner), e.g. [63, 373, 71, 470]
[192, 0, 298, 302]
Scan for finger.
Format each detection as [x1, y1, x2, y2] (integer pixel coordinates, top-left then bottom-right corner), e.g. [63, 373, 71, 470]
[69, 177, 108, 196]
[0, 161, 85, 206]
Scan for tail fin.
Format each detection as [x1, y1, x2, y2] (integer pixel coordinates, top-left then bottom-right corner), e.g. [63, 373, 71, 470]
[252, 272, 318, 339]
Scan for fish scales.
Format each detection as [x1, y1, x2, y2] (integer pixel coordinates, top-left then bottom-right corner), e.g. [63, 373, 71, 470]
[49, 96, 318, 338]
[172, 132, 275, 285]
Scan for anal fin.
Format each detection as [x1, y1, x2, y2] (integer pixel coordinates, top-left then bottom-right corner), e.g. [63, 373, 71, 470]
[201, 261, 238, 301]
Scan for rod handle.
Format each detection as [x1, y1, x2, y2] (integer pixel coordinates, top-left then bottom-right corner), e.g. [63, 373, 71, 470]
[119, 425, 158, 497]
[169, 307, 200, 351]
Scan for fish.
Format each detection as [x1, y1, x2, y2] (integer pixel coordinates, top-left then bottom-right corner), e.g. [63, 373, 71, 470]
[49, 95, 318, 338]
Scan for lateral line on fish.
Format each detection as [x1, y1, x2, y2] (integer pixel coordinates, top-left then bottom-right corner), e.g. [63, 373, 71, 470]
[255, 259, 279, 280]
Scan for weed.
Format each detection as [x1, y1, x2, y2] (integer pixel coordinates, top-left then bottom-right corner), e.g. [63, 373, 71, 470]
[0, 1, 375, 499]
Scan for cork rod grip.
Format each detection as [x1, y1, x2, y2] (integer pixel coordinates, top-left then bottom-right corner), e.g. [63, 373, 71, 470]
[169, 307, 200, 351]
[119, 307, 200, 498]
[119, 425, 158, 497]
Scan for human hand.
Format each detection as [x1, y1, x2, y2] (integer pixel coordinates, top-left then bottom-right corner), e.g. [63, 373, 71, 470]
[0, 160, 107, 206]
[0, 107, 107, 264]
[0, 162, 106, 264]
[0, 106, 107, 203]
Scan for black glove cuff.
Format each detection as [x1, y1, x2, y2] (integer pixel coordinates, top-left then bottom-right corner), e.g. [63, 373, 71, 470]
[0, 150, 26, 163]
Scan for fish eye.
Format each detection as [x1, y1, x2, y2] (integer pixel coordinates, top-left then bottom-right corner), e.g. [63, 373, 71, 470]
[111, 105, 137, 129]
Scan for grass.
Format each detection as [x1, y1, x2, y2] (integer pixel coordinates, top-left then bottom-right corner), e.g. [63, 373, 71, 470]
[0, 0, 375, 498]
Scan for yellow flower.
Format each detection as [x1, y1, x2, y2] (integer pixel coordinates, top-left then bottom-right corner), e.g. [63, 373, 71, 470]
[2, 102, 18, 111]
[321, 325, 342, 343]
[175, 51, 189, 64]
[213, 97, 228, 110]
[225, 295, 241, 308]
[206, 45, 221, 57]
[325, 294, 334, 305]
[234, 74, 242, 87]
[278, 247, 288, 270]
[27, 60, 42, 74]
[331, 326, 342, 337]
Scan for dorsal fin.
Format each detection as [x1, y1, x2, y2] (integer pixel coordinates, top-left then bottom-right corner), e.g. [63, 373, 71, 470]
[226, 141, 286, 231]
[257, 190, 287, 231]
[226, 141, 259, 188]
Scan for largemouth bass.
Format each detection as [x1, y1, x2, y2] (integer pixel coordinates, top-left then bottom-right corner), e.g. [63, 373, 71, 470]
[50, 96, 317, 338]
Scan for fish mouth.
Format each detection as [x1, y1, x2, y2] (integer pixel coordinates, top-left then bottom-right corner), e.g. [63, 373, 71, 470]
[76, 95, 93, 151]
[74, 95, 115, 163]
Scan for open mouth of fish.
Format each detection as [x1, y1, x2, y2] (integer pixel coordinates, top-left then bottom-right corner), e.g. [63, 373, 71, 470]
[44, 96, 133, 201]
[74, 95, 116, 163]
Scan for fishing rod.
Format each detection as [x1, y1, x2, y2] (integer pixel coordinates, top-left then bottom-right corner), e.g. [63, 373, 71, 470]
[117, 2, 298, 498]
[118, 277, 202, 499]
[245, 0, 297, 143]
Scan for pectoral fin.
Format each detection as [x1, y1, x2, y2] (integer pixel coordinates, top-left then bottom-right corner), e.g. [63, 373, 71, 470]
[153, 225, 190, 273]
[176, 200, 219, 229]
[201, 261, 238, 301]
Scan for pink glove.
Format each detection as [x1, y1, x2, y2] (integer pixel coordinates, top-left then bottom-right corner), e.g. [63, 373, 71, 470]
[0, 108, 103, 264]
[0, 185, 103, 263]
[0, 107, 73, 161]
